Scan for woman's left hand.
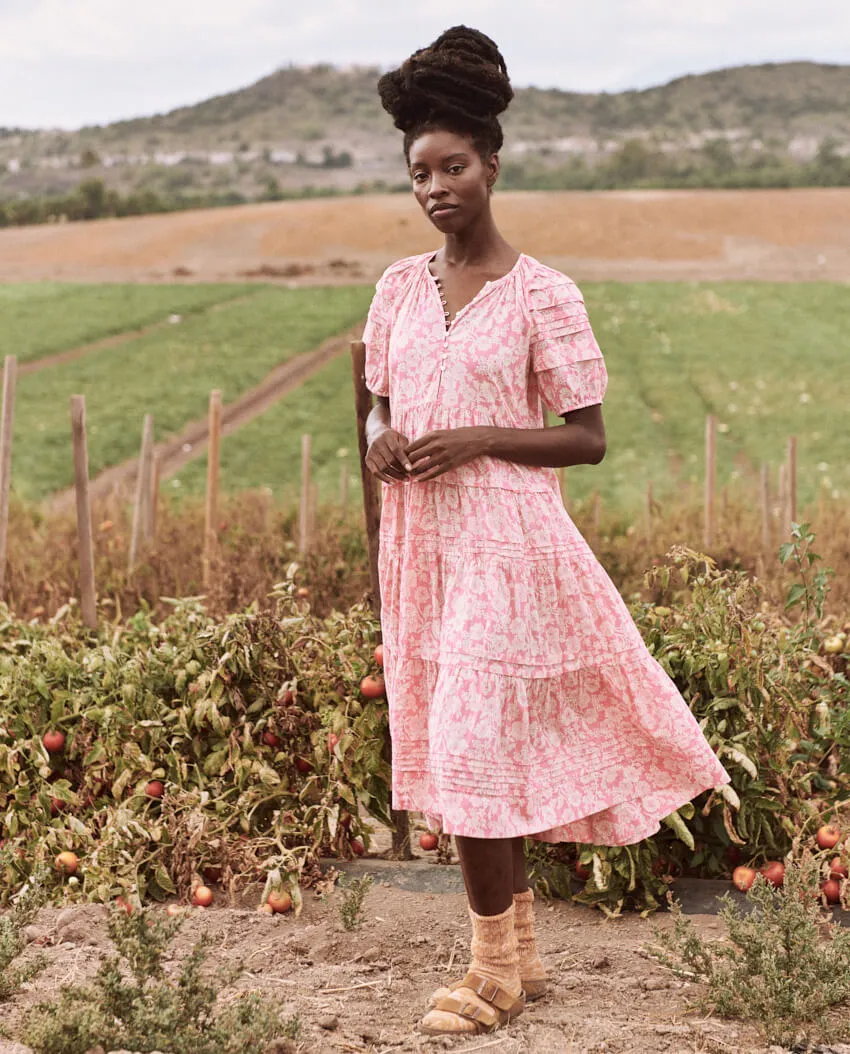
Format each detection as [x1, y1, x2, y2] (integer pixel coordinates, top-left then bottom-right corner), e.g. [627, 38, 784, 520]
[404, 427, 491, 481]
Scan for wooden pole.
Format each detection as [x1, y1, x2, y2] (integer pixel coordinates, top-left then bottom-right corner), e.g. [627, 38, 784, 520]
[350, 340, 410, 859]
[0, 356, 17, 596]
[128, 414, 154, 572]
[148, 452, 160, 543]
[704, 414, 717, 550]
[778, 462, 788, 538]
[339, 461, 350, 515]
[70, 396, 97, 629]
[202, 390, 222, 589]
[298, 434, 312, 557]
[786, 435, 797, 531]
[760, 463, 771, 549]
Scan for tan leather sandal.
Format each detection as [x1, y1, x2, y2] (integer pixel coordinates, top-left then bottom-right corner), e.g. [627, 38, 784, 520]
[429, 973, 546, 1007]
[418, 970, 525, 1036]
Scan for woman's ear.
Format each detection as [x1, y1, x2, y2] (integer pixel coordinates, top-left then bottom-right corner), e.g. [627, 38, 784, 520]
[487, 153, 500, 191]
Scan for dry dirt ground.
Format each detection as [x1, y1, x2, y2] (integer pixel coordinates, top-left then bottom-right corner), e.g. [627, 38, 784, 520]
[1, 188, 850, 284]
[0, 877, 778, 1054]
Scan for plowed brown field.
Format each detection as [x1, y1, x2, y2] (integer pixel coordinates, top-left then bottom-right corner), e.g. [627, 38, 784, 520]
[2, 188, 849, 283]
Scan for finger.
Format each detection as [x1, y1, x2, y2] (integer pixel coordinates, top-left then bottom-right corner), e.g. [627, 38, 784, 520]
[390, 436, 414, 473]
[413, 462, 448, 482]
[408, 445, 435, 467]
[404, 434, 434, 456]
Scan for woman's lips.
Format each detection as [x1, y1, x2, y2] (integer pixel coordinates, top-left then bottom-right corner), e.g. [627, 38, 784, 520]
[430, 204, 457, 214]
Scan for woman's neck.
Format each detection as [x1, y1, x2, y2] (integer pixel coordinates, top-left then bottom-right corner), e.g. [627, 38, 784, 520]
[438, 214, 513, 270]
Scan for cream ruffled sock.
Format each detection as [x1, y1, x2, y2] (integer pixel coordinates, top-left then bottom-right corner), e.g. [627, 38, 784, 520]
[420, 902, 522, 1034]
[513, 888, 547, 984]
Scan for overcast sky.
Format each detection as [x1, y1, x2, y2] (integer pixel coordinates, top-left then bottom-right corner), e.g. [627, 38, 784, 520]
[1, 0, 848, 129]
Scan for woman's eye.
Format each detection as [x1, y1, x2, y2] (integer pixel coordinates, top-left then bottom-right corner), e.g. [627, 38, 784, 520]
[448, 166, 464, 175]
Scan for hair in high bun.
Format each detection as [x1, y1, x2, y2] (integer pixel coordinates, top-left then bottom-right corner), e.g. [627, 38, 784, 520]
[377, 26, 513, 162]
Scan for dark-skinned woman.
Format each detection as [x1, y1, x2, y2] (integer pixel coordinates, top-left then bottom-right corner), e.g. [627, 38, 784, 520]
[363, 26, 730, 1037]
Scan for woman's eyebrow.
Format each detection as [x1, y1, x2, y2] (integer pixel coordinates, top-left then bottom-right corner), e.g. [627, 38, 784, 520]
[410, 152, 470, 169]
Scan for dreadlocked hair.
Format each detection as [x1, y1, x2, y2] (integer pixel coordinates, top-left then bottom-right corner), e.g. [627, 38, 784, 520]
[377, 25, 513, 162]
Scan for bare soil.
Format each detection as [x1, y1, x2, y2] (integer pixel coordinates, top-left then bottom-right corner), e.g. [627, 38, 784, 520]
[0, 876, 777, 1054]
[1, 189, 849, 285]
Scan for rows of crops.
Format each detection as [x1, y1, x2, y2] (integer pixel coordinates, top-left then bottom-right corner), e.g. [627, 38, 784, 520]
[2, 280, 847, 509]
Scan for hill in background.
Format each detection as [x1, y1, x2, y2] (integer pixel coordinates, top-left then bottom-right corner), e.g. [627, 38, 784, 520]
[2, 60, 849, 208]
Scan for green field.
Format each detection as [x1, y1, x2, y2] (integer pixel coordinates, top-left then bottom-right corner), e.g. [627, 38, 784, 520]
[174, 282, 850, 510]
[2, 281, 848, 509]
[0, 283, 255, 364]
[6, 284, 372, 500]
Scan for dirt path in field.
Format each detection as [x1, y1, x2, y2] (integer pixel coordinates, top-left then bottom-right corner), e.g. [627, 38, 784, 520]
[16, 291, 262, 377]
[2, 188, 850, 284]
[48, 320, 365, 513]
[0, 879, 777, 1054]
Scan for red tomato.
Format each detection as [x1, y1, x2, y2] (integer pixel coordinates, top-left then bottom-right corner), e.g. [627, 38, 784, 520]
[759, 861, 785, 888]
[267, 890, 292, 914]
[43, 731, 66, 754]
[732, 866, 757, 891]
[296, 586, 310, 598]
[419, 832, 438, 851]
[115, 895, 134, 915]
[262, 731, 281, 749]
[821, 879, 842, 904]
[191, 885, 213, 907]
[166, 903, 184, 917]
[575, 861, 592, 881]
[360, 675, 386, 700]
[817, 824, 842, 850]
[145, 780, 164, 799]
[374, 644, 384, 667]
[350, 837, 365, 856]
[55, 851, 78, 875]
[829, 857, 848, 879]
[294, 757, 313, 773]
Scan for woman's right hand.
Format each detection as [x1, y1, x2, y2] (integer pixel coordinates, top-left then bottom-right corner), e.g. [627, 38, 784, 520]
[366, 427, 414, 484]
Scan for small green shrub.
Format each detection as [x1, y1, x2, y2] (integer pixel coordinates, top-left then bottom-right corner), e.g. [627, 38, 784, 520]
[23, 902, 288, 1054]
[646, 851, 850, 1045]
[0, 868, 49, 1001]
[338, 873, 373, 931]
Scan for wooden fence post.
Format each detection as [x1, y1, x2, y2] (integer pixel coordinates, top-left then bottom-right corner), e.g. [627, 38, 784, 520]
[298, 434, 312, 557]
[350, 340, 411, 860]
[704, 414, 717, 549]
[202, 390, 222, 589]
[0, 356, 17, 597]
[128, 414, 154, 572]
[70, 396, 97, 629]
[786, 435, 797, 532]
[760, 463, 771, 549]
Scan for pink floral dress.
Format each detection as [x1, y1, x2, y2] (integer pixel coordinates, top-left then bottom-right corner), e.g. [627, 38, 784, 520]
[363, 251, 730, 845]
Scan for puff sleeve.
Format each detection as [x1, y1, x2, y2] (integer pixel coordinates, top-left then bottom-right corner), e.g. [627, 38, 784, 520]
[529, 278, 607, 416]
[362, 273, 390, 398]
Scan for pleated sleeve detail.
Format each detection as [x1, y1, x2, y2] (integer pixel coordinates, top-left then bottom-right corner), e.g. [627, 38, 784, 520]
[528, 276, 608, 416]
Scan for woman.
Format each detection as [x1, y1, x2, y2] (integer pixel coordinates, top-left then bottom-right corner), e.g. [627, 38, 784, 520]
[363, 26, 730, 1037]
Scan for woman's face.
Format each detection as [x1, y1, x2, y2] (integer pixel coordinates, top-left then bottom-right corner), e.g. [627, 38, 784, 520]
[408, 129, 498, 231]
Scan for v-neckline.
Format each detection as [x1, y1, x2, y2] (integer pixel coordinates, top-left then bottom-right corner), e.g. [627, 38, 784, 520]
[425, 252, 524, 332]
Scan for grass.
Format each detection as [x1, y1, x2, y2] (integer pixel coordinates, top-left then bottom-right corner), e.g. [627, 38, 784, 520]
[8, 284, 372, 500]
[170, 348, 363, 503]
[175, 281, 850, 510]
[0, 282, 256, 364]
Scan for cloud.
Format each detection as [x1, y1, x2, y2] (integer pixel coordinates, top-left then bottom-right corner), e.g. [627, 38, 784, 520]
[0, 0, 848, 127]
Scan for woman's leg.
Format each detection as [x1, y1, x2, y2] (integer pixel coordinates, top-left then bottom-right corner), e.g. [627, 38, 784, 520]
[511, 836, 529, 893]
[455, 835, 514, 913]
[419, 834, 522, 1034]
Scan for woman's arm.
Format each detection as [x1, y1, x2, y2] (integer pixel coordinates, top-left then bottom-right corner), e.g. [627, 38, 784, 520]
[366, 396, 414, 482]
[404, 404, 606, 481]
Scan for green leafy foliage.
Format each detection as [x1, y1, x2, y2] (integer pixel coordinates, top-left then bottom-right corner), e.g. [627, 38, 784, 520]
[22, 902, 287, 1054]
[0, 567, 389, 907]
[647, 851, 850, 1045]
[338, 873, 373, 931]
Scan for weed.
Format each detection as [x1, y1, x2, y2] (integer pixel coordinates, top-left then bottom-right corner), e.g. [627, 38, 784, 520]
[646, 851, 850, 1045]
[22, 902, 290, 1054]
[338, 873, 373, 931]
[0, 868, 49, 1001]
[780, 521, 835, 631]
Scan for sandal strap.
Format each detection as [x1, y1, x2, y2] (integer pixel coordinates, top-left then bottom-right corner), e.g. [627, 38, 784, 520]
[432, 991, 500, 1030]
[455, 971, 519, 1012]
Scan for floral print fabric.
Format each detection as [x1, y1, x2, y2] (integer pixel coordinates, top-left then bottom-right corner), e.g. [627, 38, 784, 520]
[364, 251, 730, 844]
